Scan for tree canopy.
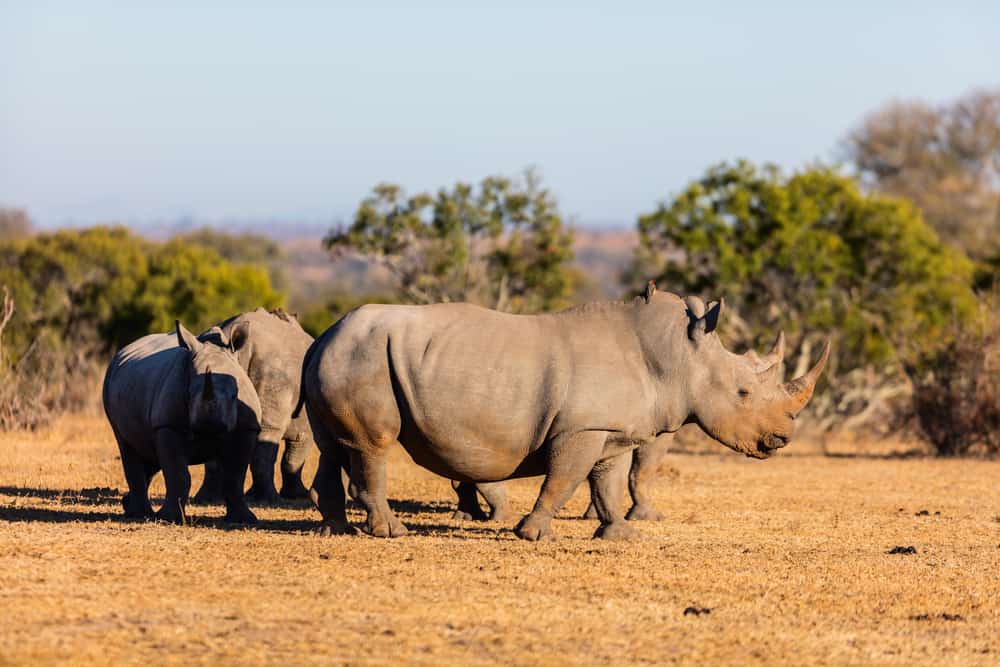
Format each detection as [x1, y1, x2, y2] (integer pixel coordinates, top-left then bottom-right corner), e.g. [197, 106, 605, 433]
[0, 226, 283, 360]
[630, 161, 979, 382]
[843, 88, 1000, 267]
[325, 169, 576, 313]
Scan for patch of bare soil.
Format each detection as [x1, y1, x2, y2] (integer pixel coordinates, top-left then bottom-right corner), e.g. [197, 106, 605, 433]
[1, 416, 997, 665]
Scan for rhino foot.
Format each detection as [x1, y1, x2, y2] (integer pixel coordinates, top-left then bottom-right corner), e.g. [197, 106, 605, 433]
[489, 507, 516, 524]
[626, 504, 664, 521]
[452, 506, 490, 522]
[317, 520, 358, 536]
[154, 503, 188, 526]
[514, 514, 557, 541]
[246, 485, 281, 505]
[582, 503, 599, 520]
[224, 505, 258, 525]
[191, 486, 223, 505]
[121, 493, 154, 519]
[593, 521, 643, 541]
[363, 512, 408, 538]
[279, 480, 311, 500]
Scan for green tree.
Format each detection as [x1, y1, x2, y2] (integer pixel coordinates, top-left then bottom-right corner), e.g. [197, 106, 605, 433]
[325, 169, 576, 313]
[630, 161, 980, 428]
[0, 226, 283, 358]
[178, 227, 289, 292]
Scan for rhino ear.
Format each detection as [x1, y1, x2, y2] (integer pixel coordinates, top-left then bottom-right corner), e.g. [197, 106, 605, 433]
[230, 321, 251, 352]
[688, 298, 724, 343]
[176, 320, 202, 353]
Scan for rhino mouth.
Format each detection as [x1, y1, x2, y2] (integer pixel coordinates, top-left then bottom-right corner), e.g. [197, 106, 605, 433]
[754, 434, 789, 458]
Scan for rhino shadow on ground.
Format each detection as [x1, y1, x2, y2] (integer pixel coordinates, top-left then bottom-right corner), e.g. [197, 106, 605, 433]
[0, 486, 122, 506]
[0, 505, 123, 523]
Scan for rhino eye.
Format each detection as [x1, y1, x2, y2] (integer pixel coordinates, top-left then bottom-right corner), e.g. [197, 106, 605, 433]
[738, 388, 751, 398]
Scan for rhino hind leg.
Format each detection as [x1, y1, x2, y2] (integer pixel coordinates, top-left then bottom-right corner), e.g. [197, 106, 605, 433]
[307, 418, 355, 536]
[590, 452, 643, 541]
[246, 433, 281, 503]
[192, 460, 224, 504]
[278, 436, 311, 500]
[515, 431, 607, 541]
[478, 482, 513, 523]
[349, 447, 408, 538]
[117, 440, 156, 519]
[452, 481, 489, 521]
[625, 436, 671, 521]
[153, 428, 191, 525]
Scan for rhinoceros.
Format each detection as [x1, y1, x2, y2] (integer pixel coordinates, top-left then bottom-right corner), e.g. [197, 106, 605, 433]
[102, 321, 261, 524]
[298, 285, 829, 540]
[194, 308, 315, 504]
[454, 328, 790, 523]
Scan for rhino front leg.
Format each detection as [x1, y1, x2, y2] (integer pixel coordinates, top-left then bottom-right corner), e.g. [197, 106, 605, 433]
[221, 429, 258, 524]
[279, 436, 311, 500]
[582, 450, 634, 520]
[626, 435, 671, 521]
[192, 460, 224, 504]
[515, 431, 607, 541]
[246, 430, 282, 503]
[153, 428, 191, 525]
[350, 446, 408, 538]
[590, 452, 642, 540]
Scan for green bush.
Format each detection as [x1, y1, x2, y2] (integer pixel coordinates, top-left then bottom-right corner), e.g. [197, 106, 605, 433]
[0, 226, 283, 429]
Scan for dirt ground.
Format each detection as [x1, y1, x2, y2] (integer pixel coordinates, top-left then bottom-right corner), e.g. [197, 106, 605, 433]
[0, 415, 997, 666]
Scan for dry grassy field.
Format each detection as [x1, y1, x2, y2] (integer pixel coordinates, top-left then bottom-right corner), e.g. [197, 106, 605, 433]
[1, 415, 997, 666]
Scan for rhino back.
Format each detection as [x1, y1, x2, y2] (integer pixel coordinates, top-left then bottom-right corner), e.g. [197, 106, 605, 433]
[312, 302, 659, 480]
[103, 333, 188, 456]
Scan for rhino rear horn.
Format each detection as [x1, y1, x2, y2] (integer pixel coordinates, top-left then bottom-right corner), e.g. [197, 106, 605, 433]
[783, 339, 832, 412]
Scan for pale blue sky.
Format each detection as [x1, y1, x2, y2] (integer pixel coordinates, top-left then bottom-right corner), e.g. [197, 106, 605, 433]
[2, 1, 998, 227]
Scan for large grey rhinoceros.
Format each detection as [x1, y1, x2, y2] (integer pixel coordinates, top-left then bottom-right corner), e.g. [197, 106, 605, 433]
[454, 326, 791, 523]
[298, 286, 829, 541]
[102, 321, 262, 525]
[194, 308, 315, 504]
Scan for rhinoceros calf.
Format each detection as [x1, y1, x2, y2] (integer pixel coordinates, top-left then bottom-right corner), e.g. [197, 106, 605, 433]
[299, 286, 829, 541]
[103, 321, 261, 524]
[194, 308, 315, 503]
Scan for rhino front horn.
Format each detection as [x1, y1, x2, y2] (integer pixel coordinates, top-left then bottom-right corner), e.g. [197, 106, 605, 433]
[783, 339, 831, 412]
[203, 368, 215, 401]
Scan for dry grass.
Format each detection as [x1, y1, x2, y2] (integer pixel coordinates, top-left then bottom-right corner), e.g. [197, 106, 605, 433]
[1, 415, 997, 666]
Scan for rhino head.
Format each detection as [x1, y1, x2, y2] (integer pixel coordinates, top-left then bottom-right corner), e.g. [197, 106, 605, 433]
[176, 320, 252, 437]
[682, 296, 830, 459]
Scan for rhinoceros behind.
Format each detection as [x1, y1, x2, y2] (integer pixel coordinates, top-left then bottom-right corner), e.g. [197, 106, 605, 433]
[299, 287, 829, 541]
[194, 308, 315, 503]
[102, 321, 262, 525]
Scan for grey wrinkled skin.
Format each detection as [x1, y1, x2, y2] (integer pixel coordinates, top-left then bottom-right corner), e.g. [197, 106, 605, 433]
[102, 322, 262, 525]
[194, 308, 317, 505]
[300, 284, 829, 541]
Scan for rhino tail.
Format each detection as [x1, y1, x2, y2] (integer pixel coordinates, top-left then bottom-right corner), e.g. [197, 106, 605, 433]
[291, 339, 318, 420]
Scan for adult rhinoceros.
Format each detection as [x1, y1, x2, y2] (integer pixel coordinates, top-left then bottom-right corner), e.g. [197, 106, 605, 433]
[194, 308, 315, 503]
[102, 321, 261, 525]
[454, 328, 790, 523]
[298, 286, 829, 541]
